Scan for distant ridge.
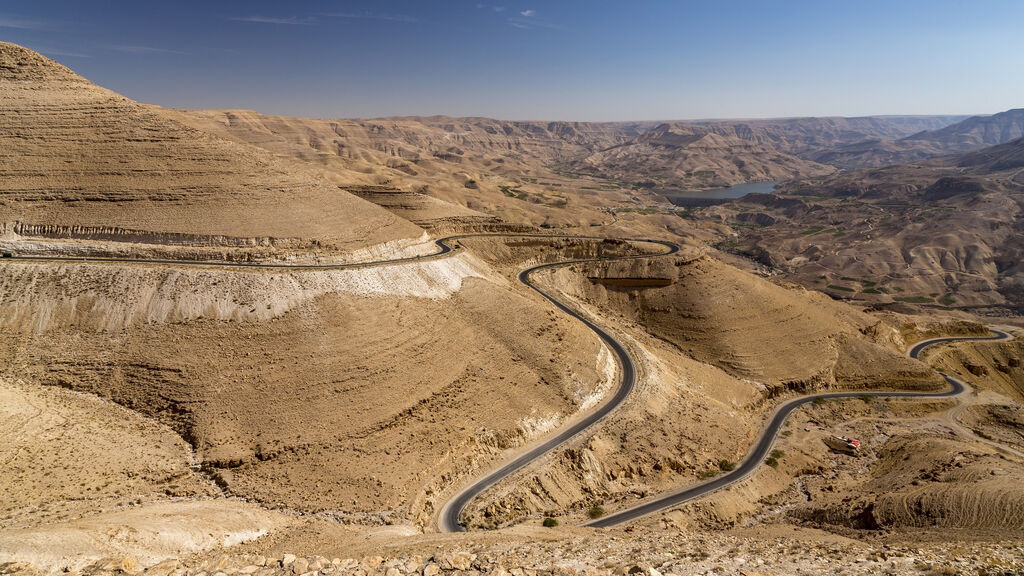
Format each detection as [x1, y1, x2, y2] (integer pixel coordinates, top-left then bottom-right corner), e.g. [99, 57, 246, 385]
[811, 108, 1024, 168]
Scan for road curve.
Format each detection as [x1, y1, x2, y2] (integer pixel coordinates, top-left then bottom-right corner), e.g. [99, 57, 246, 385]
[437, 239, 679, 532]
[1, 231, 679, 531]
[586, 328, 1012, 528]
[1, 233, 666, 271]
[9, 235, 1008, 532]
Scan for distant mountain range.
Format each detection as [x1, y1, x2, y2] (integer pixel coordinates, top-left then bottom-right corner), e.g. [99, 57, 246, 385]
[811, 108, 1024, 168]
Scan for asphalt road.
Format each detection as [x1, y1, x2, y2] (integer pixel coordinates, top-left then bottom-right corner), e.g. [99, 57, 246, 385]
[1, 231, 679, 532]
[585, 328, 1012, 528]
[8, 235, 1009, 532]
[437, 238, 679, 532]
[2, 232, 673, 270]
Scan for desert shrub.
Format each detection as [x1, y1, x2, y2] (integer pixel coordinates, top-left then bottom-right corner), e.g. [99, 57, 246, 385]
[588, 505, 605, 519]
[543, 517, 558, 528]
[718, 459, 736, 472]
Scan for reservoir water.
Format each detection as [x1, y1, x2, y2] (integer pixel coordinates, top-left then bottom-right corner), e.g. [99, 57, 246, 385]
[663, 180, 778, 205]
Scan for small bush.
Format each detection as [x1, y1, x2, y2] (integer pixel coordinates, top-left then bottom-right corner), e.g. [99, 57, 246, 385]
[588, 505, 605, 519]
[718, 459, 736, 472]
[770, 449, 784, 459]
[765, 457, 779, 468]
[542, 517, 558, 528]
[698, 469, 719, 479]
[812, 397, 826, 406]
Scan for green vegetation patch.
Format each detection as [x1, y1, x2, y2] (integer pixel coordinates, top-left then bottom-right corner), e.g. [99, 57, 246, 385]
[894, 295, 934, 304]
[827, 284, 857, 292]
[542, 517, 558, 527]
[499, 185, 528, 199]
[588, 505, 606, 519]
[718, 459, 736, 472]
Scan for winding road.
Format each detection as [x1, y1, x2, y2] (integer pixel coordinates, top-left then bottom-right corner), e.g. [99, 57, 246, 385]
[586, 328, 1012, 528]
[438, 239, 678, 532]
[4, 234, 1014, 532]
[4, 231, 681, 533]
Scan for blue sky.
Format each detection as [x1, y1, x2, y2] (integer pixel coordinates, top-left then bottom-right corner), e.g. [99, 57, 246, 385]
[2, 0, 1022, 120]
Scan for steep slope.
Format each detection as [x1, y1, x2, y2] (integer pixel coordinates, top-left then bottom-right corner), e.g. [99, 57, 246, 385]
[571, 124, 834, 190]
[954, 136, 1024, 173]
[815, 108, 1024, 168]
[0, 43, 426, 259]
[0, 239, 623, 526]
[903, 108, 1024, 149]
[458, 251, 938, 527]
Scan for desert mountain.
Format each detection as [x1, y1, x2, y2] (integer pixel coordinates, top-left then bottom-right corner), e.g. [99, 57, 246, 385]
[953, 135, 1024, 172]
[569, 123, 835, 189]
[689, 115, 966, 157]
[815, 108, 1024, 168]
[172, 110, 659, 229]
[0, 43, 426, 259]
[904, 108, 1024, 149]
[177, 111, 966, 218]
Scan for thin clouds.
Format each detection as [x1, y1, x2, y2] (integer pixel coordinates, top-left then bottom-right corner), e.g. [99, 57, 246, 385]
[229, 15, 315, 25]
[229, 12, 416, 26]
[107, 44, 188, 55]
[508, 9, 561, 30]
[325, 12, 417, 23]
[0, 15, 56, 30]
[37, 47, 91, 58]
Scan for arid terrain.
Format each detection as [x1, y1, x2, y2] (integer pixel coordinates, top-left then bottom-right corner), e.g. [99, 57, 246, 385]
[698, 136, 1024, 314]
[1, 43, 1022, 576]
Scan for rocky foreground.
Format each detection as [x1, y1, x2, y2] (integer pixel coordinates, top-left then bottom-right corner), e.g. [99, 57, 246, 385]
[4, 531, 1023, 576]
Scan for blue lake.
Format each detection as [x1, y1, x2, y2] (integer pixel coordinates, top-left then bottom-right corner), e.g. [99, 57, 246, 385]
[663, 180, 778, 202]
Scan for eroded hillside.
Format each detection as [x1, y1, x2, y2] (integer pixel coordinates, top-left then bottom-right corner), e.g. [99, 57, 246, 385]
[698, 138, 1024, 313]
[0, 43, 426, 261]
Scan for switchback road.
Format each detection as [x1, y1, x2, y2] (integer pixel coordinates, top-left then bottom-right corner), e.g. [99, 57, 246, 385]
[6, 234, 1009, 532]
[586, 328, 1012, 528]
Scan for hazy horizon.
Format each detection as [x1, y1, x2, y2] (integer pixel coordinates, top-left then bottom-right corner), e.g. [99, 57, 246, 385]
[3, 0, 1023, 121]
